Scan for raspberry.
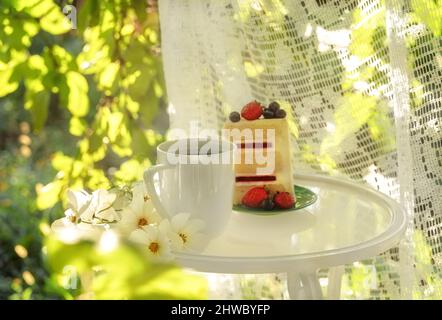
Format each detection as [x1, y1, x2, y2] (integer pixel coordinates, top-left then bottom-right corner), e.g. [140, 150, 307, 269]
[273, 192, 294, 209]
[241, 101, 263, 120]
[241, 187, 268, 208]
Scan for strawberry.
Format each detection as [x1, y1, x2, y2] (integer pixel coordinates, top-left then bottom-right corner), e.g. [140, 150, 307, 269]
[241, 101, 263, 120]
[273, 192, 295, 209]
[242, 187, 268, 208]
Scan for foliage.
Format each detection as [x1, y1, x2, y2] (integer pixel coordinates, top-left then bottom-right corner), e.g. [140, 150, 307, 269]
[0, 93, 78, 299]
[0, 0, 168, 299]
[45, 235, 207, 299]
[1, 0, 441, 300]
[0, 0, 166, 210]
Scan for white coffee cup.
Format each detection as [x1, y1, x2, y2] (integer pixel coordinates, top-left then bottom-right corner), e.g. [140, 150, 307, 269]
[144, 138, 236, 236]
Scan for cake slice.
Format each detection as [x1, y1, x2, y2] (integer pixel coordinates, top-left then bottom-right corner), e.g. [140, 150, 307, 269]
[223, 101, 295, 209]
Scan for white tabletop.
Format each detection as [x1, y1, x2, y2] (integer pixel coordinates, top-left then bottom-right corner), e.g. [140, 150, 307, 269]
[176, 174, 407, 274]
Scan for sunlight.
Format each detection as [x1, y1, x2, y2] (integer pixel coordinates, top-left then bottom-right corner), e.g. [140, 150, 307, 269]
[98, 230, 119, 253]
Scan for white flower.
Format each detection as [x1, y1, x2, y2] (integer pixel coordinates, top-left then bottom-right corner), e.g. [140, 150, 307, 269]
[65, 189, 92, 224]
[117, 182, 162, 235]
[161, 213, 206, 252]
[50, 218, 103, 244]
[63, 208, 78, 225]
[129, 225, 172, 260]
[110, 186, 132, 211]
[64, 188, 119, 224]
[77, 189, 117, 223]
[89, 189, 119, 222]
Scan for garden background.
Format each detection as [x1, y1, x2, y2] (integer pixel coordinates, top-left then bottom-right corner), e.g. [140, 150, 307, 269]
[1, 0, 442, 299]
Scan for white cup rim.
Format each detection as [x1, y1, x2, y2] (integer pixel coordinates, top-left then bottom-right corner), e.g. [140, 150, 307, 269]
[157, 138, 236, 157]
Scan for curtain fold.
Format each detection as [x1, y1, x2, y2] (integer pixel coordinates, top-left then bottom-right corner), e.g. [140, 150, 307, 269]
[159, 0, 442, 299]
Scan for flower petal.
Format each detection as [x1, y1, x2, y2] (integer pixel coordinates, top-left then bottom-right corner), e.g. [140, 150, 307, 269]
[171, 212, 191, 231]
[129, 229, 150, 245]
[67, 189, 91, 213]
[116, 207, 139, 234]
[186, 233, 207, 252]
[183, 219, 206, 234]
[142, 224, 159, 239]
[96, 207, 119, 222]
[129, 182, 146, 213]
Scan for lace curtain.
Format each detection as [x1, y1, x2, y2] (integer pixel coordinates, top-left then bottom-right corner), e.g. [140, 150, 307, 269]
[158, 0, 442, 299]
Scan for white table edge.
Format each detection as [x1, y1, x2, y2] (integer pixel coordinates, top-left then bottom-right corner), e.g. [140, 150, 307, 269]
[176, 173, 408, 274]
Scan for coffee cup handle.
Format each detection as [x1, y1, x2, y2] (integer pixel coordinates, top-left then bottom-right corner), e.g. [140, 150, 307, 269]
[143, 164, 174, 218]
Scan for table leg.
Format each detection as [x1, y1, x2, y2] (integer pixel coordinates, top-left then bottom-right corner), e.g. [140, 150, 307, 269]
[327, 266, 344, 300]
[287, 272, 304, 299]
[300, 273, 323, 299]
[287, 271, 323, 300]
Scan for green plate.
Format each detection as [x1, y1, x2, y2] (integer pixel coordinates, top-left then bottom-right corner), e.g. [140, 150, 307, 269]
[233, 185, 317, 215]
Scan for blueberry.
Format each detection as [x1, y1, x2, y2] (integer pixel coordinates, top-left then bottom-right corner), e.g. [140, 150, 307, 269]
[263, 109, 275, 119]
[229, 111, 241, 122]
[275, 109, 286, 118]
[261, 198, 275, 210]
[268, 101, 280, 113]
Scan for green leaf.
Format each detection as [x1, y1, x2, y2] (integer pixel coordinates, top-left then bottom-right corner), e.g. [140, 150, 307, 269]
[125, 94, 140, 115]
[321, 93, 376, 154]
[132, 1, 147, 22]
[26, 55, 49, 78]
[127, 63, 155, 98]
[77, 0, 99, 32]
[22, 20, 39, 37]
[349, 8, 385, 59]
[50, 45, 75, 73]
[113, 159, 151, 184]
[60, 71, 89, 117]
[40, 5, 72, 35]
[36, 180, 63, 210]
[0, 64, 19, 97]
[45, 237, 207, 300]
[52, 152, 74, 171]
[16, 0, 54, 17]
[98, 61, 120, 92]
[139, 88, 158, 125]
[130, 126, 152, 159]
[24, 79, 50, 132]
[0, 51, 27, 96]
[412, 0, 442, 37]
[45, 236, 95, 273]
[367, 102, 396, 153]
[107, 112, 124, 142]
[69, 117, 87, 136]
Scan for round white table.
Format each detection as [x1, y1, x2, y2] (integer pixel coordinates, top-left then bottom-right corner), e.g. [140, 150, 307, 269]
[175, 174, 407, 299]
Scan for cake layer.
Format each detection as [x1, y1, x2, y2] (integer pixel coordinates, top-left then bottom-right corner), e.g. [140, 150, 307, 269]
[236, 142, 273, 149]
[234, 148, 278, 175]
[224, 118, 290, 134]
[235, 175, 277, 182]
[224, 117, 294, 206]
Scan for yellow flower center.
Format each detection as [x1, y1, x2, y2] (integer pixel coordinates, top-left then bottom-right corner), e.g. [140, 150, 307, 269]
[179, 233, 188, 244]
[69, 215, 77, 223]
[138, 218, 148, 227]
[148, 242, 160, 253]
[144, 195, 150, 202]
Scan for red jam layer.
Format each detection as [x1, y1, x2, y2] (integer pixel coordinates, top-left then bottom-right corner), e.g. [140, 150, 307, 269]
[236, 175, 276, 182]
[236, 142, 273, 149]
